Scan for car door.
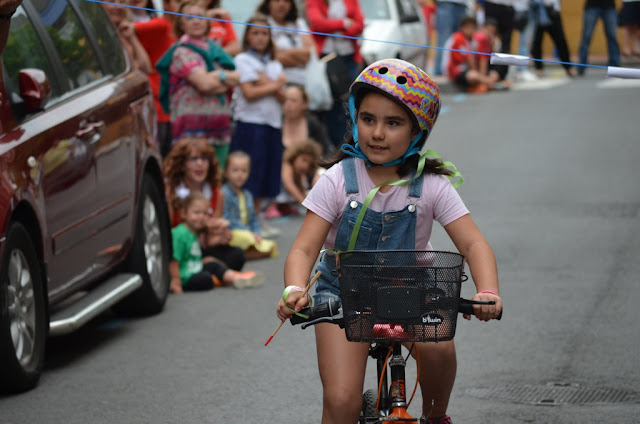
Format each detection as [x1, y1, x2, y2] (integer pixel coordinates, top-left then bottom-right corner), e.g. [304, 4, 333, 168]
[394, 0, 428, 64]
[4, 0, 110, 295]
[72, 0, 145, 270]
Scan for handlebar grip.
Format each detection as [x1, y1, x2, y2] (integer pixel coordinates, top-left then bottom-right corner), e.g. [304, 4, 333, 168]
[459, 299, 503, 320]
[290, 298, 341, 326]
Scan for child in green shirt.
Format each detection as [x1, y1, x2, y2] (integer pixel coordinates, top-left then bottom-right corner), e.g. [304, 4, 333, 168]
[170, 192, 263, 293]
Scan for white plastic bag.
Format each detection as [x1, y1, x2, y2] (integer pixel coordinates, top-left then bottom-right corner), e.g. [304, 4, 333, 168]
[305, 53, 333, 112]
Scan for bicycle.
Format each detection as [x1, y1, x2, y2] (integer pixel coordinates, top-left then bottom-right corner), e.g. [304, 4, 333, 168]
[289, 250, 501, 424]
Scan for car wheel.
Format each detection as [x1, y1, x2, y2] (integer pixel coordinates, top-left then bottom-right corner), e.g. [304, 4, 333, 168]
[0, 222, 47, 394]
[113, 175, 170, 316]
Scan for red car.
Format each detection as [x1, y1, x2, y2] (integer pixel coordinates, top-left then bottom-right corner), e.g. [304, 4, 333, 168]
[0, 0, 171, 394]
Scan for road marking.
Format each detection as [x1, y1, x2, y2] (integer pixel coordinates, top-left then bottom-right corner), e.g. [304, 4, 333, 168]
[596, 78, 640, 89]
[512, 78, 571, 91]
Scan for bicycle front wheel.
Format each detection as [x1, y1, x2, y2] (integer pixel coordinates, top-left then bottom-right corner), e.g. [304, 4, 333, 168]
[360, 389, 378, 423]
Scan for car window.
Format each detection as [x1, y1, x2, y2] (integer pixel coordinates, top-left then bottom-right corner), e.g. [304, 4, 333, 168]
[396, 0, 419, 22]
[363, 0, 391, 20]
[3, 6, 64, 108]
[29, 0, 105, 90]
[72, 0, 126, 76]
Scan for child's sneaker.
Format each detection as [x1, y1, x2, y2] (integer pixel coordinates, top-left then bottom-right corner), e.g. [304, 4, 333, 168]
[264, 204, 282, 219]
[420, 415, 451, 424]
[233, 271, 264, 289]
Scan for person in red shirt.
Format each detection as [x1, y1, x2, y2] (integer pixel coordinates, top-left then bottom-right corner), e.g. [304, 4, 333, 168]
[442, 16, 499, 93]
[199, 0, 240, 56]
[135, 0, 180, 158]
[306, 0, 365, 148]
[473, 18, 502, 85]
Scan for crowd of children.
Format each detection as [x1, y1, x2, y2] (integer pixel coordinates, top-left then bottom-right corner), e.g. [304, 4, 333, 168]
[99, 0, 336, 295]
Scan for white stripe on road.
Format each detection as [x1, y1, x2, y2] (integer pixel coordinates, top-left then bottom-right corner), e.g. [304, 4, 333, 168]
[596, 78, 640, 89]
[512, 78, 571, 91]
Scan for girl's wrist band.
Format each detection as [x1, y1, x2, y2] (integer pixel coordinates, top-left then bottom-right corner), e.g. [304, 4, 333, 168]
[282, 286, 313, 318]
[219, 69, 226, 84]
[479, 289, 499, 297]
[282, 285, 305, 300]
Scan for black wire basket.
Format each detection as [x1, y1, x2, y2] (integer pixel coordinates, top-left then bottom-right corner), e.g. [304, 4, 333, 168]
[336, 250, 465, 343]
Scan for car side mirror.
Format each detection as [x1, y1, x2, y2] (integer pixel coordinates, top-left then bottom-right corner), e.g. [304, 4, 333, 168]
[18, 68, 51, 112]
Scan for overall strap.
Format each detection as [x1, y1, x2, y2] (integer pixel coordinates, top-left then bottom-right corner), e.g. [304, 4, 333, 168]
[341, 157, 360, 195]
[408, 170, 424, 199]
[347, 151, 464, 251]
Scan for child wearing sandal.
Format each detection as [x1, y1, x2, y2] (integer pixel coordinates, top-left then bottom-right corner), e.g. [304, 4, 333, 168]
[170, 192, 263, 293]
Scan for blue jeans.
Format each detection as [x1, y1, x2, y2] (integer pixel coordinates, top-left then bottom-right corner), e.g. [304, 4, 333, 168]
[434, 2, 468, 76]
[578, 7, 620, 72]
[516, 6, 537, 72]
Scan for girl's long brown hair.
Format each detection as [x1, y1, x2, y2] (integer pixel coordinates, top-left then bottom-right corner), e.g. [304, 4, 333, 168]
[163, 138, 220, 221]
[241, 13, 277, 58]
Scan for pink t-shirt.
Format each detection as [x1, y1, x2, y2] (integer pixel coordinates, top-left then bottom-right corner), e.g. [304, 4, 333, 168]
[303, 159, 469, 250]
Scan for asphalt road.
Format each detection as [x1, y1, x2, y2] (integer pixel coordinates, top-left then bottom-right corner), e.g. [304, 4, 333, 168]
[1, 71, 639, 424]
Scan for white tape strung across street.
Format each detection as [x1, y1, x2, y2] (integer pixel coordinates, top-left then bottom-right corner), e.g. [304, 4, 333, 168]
[606, 66, 640, 79]
[490, 53, 530, 67]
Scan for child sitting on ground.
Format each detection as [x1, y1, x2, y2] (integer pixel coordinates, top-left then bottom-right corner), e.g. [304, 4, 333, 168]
[264, 139, 322, 218]
[222, 152, 278, 260]
[442, 16, 500, 93]
[170, 192, 264, 293]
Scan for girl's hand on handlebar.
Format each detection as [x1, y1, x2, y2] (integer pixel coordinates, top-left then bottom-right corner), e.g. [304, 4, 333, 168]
[466, 291, 502, 321]
[276, 287, 311, 321]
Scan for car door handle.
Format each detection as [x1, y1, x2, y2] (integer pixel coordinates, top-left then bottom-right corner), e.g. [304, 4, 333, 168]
[75, 120, 104, 144]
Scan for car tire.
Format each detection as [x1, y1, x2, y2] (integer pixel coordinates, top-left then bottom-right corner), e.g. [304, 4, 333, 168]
[0, 222, 47, 394]
[113, 175, 170, 316]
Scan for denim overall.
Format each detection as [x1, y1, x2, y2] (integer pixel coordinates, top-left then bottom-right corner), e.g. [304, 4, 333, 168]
[313, 158, 424, 305]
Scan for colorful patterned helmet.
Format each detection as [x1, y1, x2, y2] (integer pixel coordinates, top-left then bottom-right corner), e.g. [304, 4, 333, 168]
[349, 59, 440, 137]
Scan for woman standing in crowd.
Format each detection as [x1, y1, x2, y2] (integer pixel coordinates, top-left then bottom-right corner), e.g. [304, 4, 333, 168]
[156, 0, 240, 168]
[257, 0, 315, 86]
[306, 0, 364, 147]
[200, 0, 241, 56]
[134, 0, 179, 157]
[102, 0, 152, 74]
[282, 85, 333, 157]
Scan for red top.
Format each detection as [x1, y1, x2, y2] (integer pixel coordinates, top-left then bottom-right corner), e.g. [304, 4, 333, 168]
[472, 30, 492, 68]
[306, 0, 364, 63]
[208, 20, 237, 47]
[443, 32, 472, 81]
[135, 17, 176, 123]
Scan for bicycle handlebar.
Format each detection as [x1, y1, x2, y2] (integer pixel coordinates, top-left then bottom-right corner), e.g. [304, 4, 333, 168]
[290, 298, 501, 329]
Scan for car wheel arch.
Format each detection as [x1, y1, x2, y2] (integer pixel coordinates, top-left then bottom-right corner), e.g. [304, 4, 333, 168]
[7, 201, 49, 310]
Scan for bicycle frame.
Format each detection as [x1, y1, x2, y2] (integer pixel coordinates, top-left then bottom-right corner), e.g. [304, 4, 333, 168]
[364, 342, 418, 424]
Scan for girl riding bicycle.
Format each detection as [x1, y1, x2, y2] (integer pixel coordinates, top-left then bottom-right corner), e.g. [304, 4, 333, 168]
[276, 59, 503, 424]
